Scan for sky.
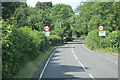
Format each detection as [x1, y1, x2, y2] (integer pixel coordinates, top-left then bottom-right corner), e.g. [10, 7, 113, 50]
[26, 0, 83, 10]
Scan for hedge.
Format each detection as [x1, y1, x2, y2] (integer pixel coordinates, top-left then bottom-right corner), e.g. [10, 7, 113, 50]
[2, 24, 50, 78]
[99, 31, 119, 52]
[48, 35, 62, 46]
[85, 29, 119, 53]
[84, 30, 101, 50]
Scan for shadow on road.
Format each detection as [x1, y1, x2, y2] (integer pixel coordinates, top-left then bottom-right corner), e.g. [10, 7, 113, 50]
[58, 46, 75, 48]
[42, 49, 89, 78]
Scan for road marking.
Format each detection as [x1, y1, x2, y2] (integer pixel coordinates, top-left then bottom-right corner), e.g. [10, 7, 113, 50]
[111, 60, 114, 62]
[59, 49, 62, 51]
[72, 44, 87, 70]
[72, 48, 74, 53]
[71, 45, 86, 70]
[72, 44, 74, 47]
[74, 54, 78, 60]
[72, 43, 95, 80]
[83, 44, 118, 65]
[39, 49, 56, 80]
[89, 73, 95, 80]
[115, 62, 118, 63]
[78, 61, 86, 70]
[82, 44, 95, 53]
[107, 58, 110, 60]
[104, 56, 107, 58]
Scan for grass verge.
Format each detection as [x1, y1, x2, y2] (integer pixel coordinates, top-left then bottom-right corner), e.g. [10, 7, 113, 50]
[94, 48, 118, 56]
[80, 35, 86, 39]
[14, 47, 55, 78]
[84, 44, 118, 56]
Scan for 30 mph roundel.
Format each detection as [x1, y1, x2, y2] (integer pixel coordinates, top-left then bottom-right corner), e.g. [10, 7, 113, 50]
[98, 26, 104, 31]
[44, 26, 50, 31]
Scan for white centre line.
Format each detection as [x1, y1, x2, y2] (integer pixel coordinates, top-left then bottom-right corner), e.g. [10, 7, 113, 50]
[111, 60, 114, 62]
[78, 61, 86, 70]
[115, 62, 118, 63]
[71, 44, 86, 70]
[72, 42, 95, 80]
[74, 54, 78, 60]
[39, 49, 57, 80]
[89, 73, 95, 80]
[72, 48, 74, 53]
[107, 58, 110, 60]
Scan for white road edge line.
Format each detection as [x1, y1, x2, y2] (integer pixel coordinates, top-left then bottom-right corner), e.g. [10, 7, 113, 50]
[39, 49, 57, 80]
[89, 73, 95, 80]
[82, 44, 95, 53]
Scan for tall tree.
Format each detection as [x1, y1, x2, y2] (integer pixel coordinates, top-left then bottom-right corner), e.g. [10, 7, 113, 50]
[75, 2, 120, 37]
[50, 4, 74, 38]
[2, 2, 27, 20]
[35, 2, 52, 10]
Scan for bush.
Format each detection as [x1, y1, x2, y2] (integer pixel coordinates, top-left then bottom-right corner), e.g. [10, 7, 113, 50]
[48, 35, 62, 46]
[84, 30, 100, 50]
[100, 31, 119, 52]
[85, 29, 119, 53]
[2, 24, 49, 78]
[84, 30, 110, 50]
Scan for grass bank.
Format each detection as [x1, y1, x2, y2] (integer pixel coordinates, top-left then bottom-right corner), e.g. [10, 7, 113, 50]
[84, 44, 118, 56]
[14, 47, 55, 78]
[93, 48, 118, 56]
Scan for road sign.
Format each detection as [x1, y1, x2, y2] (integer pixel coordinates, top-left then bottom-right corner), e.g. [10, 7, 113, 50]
[99, 31, 106, 36]
[43, 31, 50, 36]
[44, 26, 49, 31]
[98, 26, 104, 31]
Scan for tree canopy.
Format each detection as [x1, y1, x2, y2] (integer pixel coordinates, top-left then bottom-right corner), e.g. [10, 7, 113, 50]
[75, 2, 120, 36]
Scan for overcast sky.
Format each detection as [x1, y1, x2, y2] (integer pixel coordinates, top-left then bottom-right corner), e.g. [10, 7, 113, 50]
[26, 0, 83, 10]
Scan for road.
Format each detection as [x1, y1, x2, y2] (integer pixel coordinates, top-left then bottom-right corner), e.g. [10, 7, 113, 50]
[39, 38, 118, 80]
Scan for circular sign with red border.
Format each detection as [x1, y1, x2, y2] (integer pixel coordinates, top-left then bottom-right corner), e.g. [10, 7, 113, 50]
[98, 26, 104, 31]
[44, 26, 50, 31]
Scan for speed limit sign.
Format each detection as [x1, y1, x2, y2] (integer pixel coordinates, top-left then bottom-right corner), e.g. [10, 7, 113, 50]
[44, 26, 50, 31]
[98, 26, 104, 31]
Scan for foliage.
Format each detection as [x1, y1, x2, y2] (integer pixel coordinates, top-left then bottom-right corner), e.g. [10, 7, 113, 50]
[99, 31, 119, 52]
[2, 2, 27, 20]
[2, 22, 49, 78]
[85, 30, 119, 53]
[75, 2, 120, 53]
[84, 30, 100, 50]
[75, 2, 120, 36]
[10, 7, 50, 31]
[35, 2, 52, 10]
[48, 35, 62, 46]
[50, 4, 74, 21]
[2, 2, 75, 78]
[50, 4, 74, 39]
